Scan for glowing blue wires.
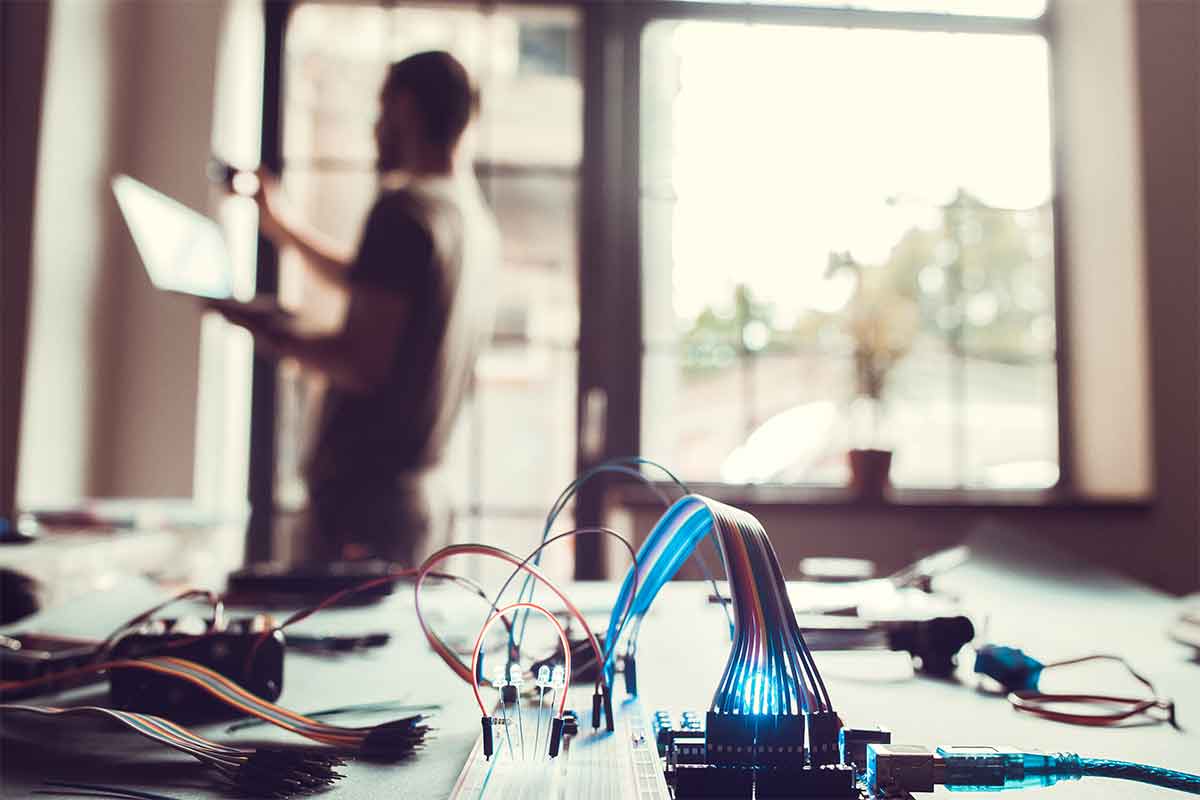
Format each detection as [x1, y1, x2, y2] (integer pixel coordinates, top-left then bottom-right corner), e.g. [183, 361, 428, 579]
[602, 494, 832, 724]
[601, 496, 735, 688]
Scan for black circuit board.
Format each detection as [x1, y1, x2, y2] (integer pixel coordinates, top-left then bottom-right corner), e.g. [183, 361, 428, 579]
[652, 710, 904, 800]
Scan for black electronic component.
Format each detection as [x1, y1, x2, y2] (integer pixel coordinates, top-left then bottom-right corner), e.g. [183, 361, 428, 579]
[0, 633, 101, 698]
[756, 714, 806, 767]
[655, 710, 708, 762]
[500, 684, 518, 704]
[756, 764, 857, 798]
[705, 711, 756, 767]
[562, 709, 579, 737]
[285, 631, 390, 652]
[481, 716, 494, 760]
[840, 726, 892, 773]
[625, 654, 638, 695]
[108, 618, 285, 717]
[673, 765, 754, 798]
[0, 568, 39, 624]
[808, 711, 842, 767]
[885, 616, 975, 677]
[671, 734, 707, 765]
[226, 560, 397, 603]
[592, 691, 603, 729]
[548, 717, 565, 758]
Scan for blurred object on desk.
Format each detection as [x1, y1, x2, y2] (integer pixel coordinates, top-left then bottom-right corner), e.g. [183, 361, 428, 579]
[0, 517, 37, 545]
[1171, 599, 1200, 653]
[0, 568, 40, 624]
[797, 613, 976, 676]
[798, 557, 876, 582]
[20, 498, 225, 533]
[0, 525, 244, 617]
[224, 560, 398, 605]
[885, 544, 970, 592]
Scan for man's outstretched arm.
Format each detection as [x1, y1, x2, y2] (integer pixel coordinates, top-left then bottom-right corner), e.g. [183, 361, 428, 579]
[254, 169, 355, 287]
[213, 287, 408, 392]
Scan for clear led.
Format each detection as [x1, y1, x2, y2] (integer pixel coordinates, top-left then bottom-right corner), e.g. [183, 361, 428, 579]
[492, 665, 509, 688]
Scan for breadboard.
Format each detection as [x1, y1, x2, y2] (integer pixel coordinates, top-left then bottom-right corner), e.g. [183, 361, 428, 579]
[449, 694, 671, 800]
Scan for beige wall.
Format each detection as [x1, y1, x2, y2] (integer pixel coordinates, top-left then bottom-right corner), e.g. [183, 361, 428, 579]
[1057, 0, 1153, 500]
[18, 0, 225, 505]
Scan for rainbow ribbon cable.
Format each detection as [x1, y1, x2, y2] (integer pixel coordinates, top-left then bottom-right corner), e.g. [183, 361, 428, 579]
[110, 656, 431, 756]
[0, 704, 345, 798]
[603, 495, 831, 718]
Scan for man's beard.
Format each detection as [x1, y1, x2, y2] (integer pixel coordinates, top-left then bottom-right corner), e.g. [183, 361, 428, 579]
[376, 139, 404, 173]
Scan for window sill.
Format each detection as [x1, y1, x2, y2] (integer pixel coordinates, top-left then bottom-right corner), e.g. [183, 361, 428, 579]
[612, 481, 1152, 512]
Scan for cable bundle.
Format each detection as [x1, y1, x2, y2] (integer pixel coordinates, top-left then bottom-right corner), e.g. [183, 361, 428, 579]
[705, 500, 828, 717]
[0, 655, 432, 761]
[113, 656, 431, 758]
[603, 495, 836, 764]
[0, 704, 344, 798]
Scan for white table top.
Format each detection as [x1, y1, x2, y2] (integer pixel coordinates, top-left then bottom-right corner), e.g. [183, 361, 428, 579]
[1, 531, 1197, 799]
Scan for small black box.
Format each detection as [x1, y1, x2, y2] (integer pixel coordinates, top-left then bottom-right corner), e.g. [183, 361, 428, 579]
[705, 711, 757, 766]
[109, 621, 284, 718]
[839, 727, 892, 773]
[674, 765, 754, 798]
[808, 711, 842, 766]
[672, 734, 707, 765]
[756, 713, 807, 767]
[757, 763, 858, 798]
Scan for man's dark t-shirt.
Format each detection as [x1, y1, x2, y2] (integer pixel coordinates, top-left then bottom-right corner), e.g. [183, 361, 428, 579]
[304, 179, 496, 494]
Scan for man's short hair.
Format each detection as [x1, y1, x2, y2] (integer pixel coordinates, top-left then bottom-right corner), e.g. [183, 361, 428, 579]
[384, 51, 477, 146]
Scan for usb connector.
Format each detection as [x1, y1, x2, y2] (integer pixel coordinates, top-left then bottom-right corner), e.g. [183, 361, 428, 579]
[867, 744, 1083, 796]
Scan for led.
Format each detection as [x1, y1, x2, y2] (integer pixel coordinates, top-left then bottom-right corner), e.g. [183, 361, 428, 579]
[537, 666, 551, 687]
[551, 665, 566, 689]
[492, 665, 509, 688]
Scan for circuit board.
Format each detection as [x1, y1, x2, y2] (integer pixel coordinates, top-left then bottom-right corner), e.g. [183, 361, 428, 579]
[448, 694, 900, 800]
[449, 694, 671, 800]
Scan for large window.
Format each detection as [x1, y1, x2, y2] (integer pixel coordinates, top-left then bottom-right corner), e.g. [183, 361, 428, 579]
[639, 13, 1058, 490]
[253, 0, 1068, 576]
[276, 3, 582, 576]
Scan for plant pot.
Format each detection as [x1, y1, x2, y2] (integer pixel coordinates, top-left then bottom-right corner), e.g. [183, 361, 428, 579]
[848, 448, 893, 501]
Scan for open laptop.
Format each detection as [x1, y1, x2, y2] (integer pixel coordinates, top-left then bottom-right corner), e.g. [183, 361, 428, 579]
[111, 174, 287, 319]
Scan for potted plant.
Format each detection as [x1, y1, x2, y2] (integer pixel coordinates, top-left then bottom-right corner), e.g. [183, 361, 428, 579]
[827, 252, 918, 500]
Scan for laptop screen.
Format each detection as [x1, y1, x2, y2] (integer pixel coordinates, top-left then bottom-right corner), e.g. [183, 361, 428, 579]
[112, 175, 233, 300]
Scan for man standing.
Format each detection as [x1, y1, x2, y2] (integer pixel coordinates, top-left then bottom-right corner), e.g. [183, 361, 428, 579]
[217, 52, 499, 566]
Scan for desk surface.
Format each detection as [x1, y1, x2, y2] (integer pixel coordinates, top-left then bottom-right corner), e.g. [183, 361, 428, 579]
[1, 535, 1197, 799]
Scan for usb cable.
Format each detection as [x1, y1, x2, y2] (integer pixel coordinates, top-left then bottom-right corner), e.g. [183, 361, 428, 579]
[867, 744, 1200, 795]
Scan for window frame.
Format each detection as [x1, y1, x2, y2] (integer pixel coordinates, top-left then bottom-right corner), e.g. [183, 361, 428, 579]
[593, 0, 1072, 507]
[248, 0, 1076, 572]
